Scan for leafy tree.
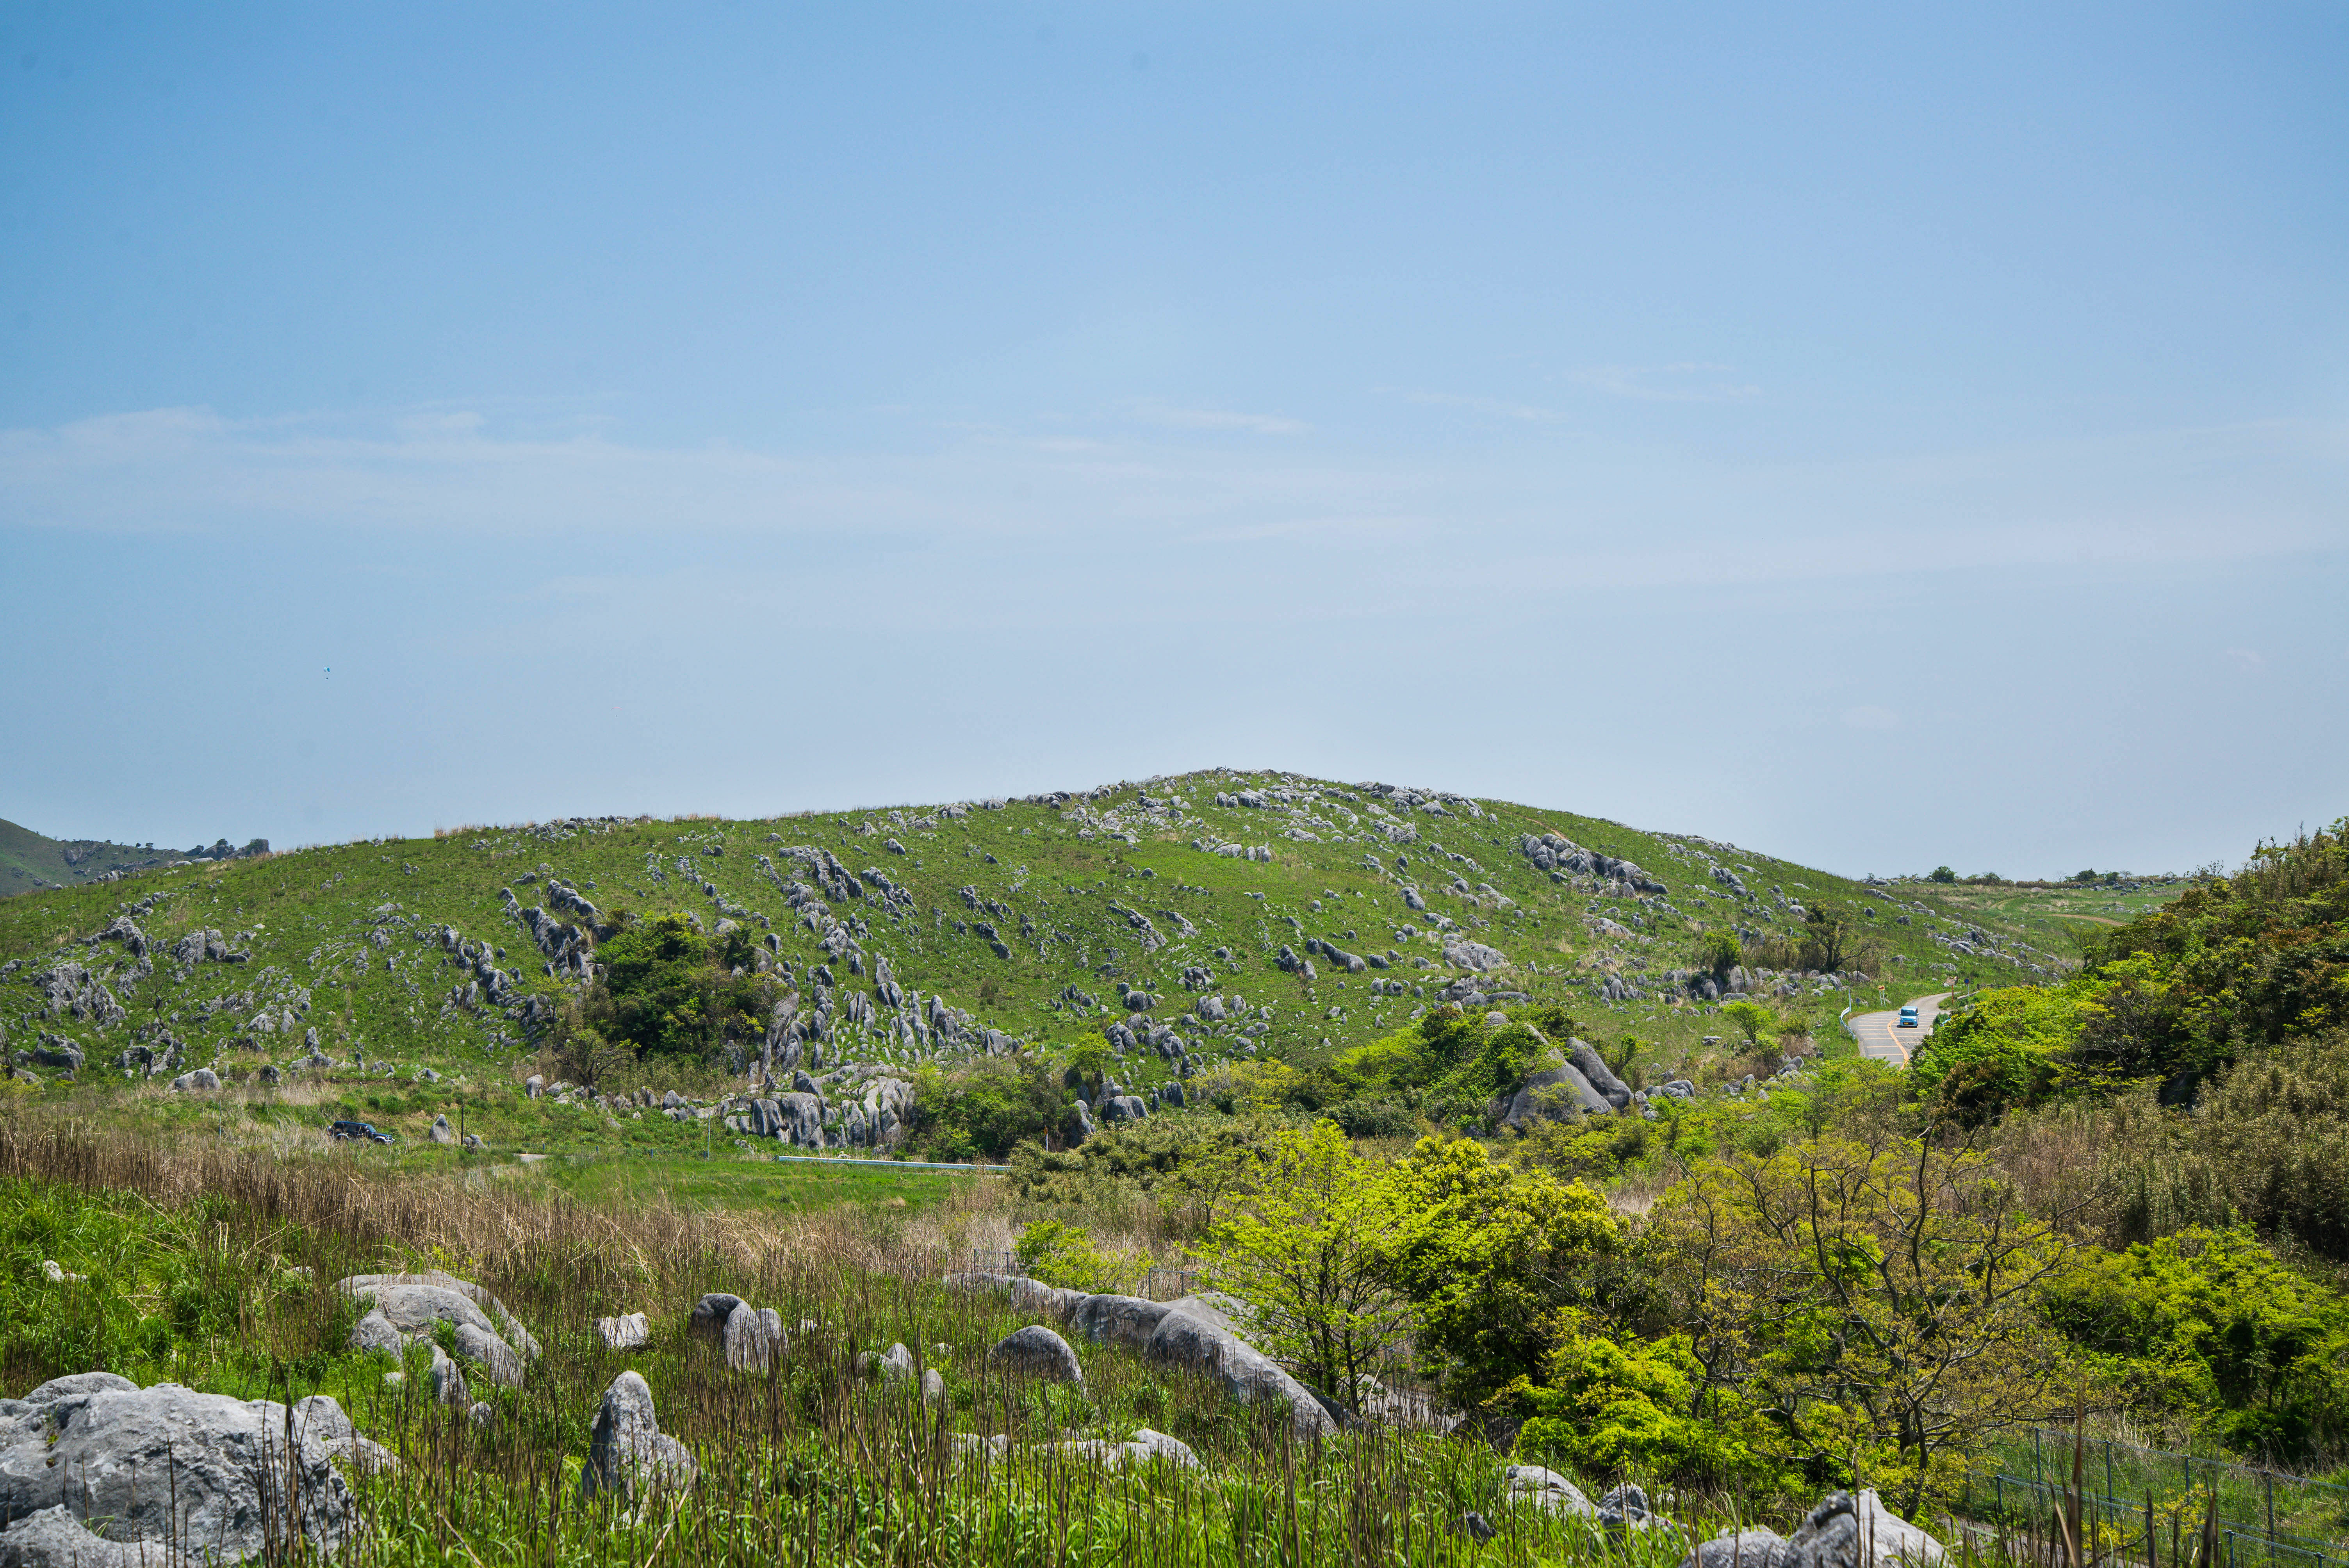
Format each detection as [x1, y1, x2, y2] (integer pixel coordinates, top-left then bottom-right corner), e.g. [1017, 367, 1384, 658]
[1797, 905, 1853, 972]
[1189, 1122, 1418, 1412]
[910, 1058, 1064, 1160]
[1906, 984, 2080, 1124]
[1649, 1130, 2077, 1512]
[1928, 866, 1957, 883]
[590, 912, 773, 1060]
[1719, 1000, 1777, 1049]
[1378, 1136, 1621, 1406]
[1693, 929, 1742, 980]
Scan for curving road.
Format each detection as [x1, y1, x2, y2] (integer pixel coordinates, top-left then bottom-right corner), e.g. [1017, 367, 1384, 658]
[1848, 992, 1951, 1068]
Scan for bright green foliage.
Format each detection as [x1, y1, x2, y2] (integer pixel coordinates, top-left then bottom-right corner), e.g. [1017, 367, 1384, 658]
[1649, 1132, 2074, 1513]
[909, 1059, 1064, 1161]
[2043, 1227, 2349, 1462]
[1429, 1020, 1559, 1110]
[1928, 866, 1957, 882]
[1013, 1221, 1140, 1295]
[1330, 1028, 1433, 1091]
[1008, 1114, 1272, 1208]
[1380, 1136, 1619, 1406]
[592, 912, 772, 1058]
[1512, 1329, 1767, 1486]
[1693, 929, 1742, 978]
[1189, 1122, 1417, 1410]
[2070, 821, 2349, 1089]
[1907, 983, 2080, 1123]
[1718, 1000, 1775, 1048]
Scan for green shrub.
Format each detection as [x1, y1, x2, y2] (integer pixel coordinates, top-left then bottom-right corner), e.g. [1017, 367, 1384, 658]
[1512, 1329, 1771, 1487]
[909, 1059, 1064, 1160]
[1014, 1221, 1140, 1295]
[2043, 1226, 2349, 1461]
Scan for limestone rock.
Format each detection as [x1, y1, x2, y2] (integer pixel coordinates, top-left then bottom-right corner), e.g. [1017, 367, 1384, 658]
[1144, 1296, 1336, 1439]
[986, 1326, 1085, 1388]
[1777, 1490, 1945, 1568]
[0, 1375, 355, 1564]
[1504, 1463, 1596, 1515]
[723, 1305, 785, 1372]
[1066, 1293, 1171, 1352]
[336, 1272, 537, 1386]
[686, 1293, 744, 1340]
[581, 1372, 695, 1501]
[596, 1313, 650, 1351]
[1683, 1530, 1794, 1568]
[0, 1505, 192, 1567]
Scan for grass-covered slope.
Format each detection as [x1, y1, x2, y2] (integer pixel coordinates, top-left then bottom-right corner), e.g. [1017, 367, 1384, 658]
[0, 770, 2091, 1148]
[0, 816, 266, 899]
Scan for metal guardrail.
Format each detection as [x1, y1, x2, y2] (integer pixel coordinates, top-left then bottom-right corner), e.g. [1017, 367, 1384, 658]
[771, 1153, 1007, 1173]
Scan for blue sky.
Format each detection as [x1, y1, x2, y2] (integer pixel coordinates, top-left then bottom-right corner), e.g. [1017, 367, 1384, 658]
[3, 3, 2344, 877]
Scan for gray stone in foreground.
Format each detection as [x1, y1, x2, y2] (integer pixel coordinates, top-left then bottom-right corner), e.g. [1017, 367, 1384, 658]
[1779, 1490, 1945, 1568]
[1684, 1529, 1793, 1568]
[0, 1505, 190, 1567]
[597, 1312, 651, 1351]
[1504, 1463, 1596, 1515]
[986, 1326, 1085, 1389]
[1144, 1295, 1337, 1439]
[0, 1375, 355, 1564]
[724, 1305, 785, 1372]
[337, 1272, 536, 1387]
[946, 1276, 1336, 1439]
[687, 1293, 744, 1340]
[581, 1372, 695, 1502]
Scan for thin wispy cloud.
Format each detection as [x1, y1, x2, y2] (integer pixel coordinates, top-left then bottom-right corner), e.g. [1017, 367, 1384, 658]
[1391, 390, 1569, 423]
[1120, 402, 1308, 436]
[1570, 363, 1762, 403]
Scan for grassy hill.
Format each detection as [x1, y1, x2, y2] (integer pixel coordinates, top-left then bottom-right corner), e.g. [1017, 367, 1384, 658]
[0, 816, 266, 899]
[0, 770, 2124, 1154]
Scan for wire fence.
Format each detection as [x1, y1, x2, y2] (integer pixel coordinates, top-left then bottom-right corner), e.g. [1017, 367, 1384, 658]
[1967, 1428, 2349, 1566]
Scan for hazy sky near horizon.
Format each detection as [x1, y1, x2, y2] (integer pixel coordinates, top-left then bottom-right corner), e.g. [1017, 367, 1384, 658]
[4, 4, 2345, 879]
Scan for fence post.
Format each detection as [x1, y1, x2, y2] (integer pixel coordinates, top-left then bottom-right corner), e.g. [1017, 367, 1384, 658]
[2263, 1472, 2274, 1547]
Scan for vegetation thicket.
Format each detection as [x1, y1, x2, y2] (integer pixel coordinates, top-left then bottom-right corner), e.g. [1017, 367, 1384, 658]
[4, 782, 2347, 1563]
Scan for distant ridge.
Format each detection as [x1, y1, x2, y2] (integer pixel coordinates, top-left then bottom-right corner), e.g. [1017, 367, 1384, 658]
[0, 818, 267, 899]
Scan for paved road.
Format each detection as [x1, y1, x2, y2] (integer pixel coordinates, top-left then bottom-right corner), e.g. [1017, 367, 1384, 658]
[1848, 991, 1951, 1067]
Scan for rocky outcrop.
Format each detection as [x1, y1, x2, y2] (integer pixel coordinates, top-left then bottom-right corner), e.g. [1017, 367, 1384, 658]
[952, 1275, 1337, 1439]
[0, 1374, 356, 1565]
[986, 1326, 1085, 1389]
[1674, 1492, 1944, 1568]
[338, 1272, 538, 1386]
[581, 1372, 695, 1501]
[724, 1306, 786, 1372]
[1504, 1463, 1595, 1515]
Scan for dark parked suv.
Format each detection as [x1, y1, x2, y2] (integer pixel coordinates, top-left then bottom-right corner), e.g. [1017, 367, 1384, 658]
[327, 1119, 394, 1144]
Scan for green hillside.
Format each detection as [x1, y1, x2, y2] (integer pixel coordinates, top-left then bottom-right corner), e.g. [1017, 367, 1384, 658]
[0, 770, 2092, 1151]
[0, 816, 267, 900]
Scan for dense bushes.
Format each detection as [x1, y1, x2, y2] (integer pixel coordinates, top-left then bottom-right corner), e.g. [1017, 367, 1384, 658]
[2044, 1227, 2349, 1462]
[561, 912, 780, 1072]
[907, 1059, 1065, 1161]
